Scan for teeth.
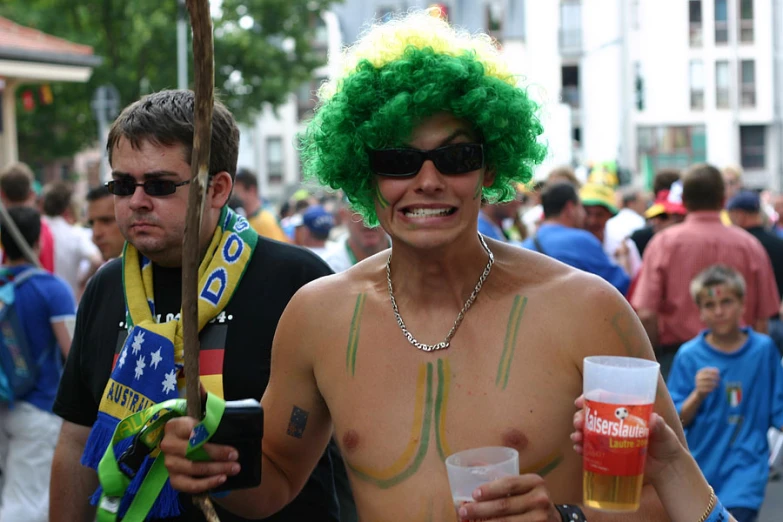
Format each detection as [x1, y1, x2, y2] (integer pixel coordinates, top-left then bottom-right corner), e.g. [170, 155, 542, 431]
[404, 208, 452, 217]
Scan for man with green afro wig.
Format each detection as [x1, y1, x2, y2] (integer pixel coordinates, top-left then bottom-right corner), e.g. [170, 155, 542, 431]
[300, 8, 546, 226]
[161, 10, 684, 522]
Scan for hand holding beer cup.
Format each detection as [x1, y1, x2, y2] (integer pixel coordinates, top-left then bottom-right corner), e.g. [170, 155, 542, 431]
[571, 396, 682, 483]
[445, 447, 559, 521]
[580, 356, 659, 512]
[694, 367, 720, 398]
[572, 396, 739, 522]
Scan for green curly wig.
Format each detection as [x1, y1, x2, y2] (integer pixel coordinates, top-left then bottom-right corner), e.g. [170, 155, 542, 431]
[299, 11, 547, 226]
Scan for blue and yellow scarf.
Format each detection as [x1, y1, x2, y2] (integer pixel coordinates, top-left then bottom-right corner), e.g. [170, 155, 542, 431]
[81, 207, 257, 519]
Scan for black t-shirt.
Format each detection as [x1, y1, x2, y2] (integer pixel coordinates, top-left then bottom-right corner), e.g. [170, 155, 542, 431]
[747, 226, 783, 315]
[54, 238, 342, 522]
[630, 225, 654, 257]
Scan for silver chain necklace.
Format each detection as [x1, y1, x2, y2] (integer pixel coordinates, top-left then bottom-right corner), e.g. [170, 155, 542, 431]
[386, 234, 495, 352]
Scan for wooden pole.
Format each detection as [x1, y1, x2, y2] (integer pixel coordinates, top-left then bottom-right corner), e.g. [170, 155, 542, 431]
[183, 1, 219, 520]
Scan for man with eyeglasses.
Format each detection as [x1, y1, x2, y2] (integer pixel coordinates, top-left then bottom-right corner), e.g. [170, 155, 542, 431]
[160, 11, 681, 522]
[49, 90, 348, 522]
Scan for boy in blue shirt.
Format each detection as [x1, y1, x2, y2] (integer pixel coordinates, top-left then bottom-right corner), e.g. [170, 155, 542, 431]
[668, 264, 783, 522]
[0, 206, 75, 522]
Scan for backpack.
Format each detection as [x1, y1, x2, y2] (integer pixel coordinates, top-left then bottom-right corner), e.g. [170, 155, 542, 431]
[0, 267, 50, 404]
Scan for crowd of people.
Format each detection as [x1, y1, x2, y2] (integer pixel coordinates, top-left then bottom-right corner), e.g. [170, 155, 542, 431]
[1, 7, 783, 522]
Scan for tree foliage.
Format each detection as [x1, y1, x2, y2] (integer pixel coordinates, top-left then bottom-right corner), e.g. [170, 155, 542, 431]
[0, 0, 340, 164]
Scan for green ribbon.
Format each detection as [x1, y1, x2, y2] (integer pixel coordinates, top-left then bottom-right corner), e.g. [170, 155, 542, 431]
[96, 393, 226, 522]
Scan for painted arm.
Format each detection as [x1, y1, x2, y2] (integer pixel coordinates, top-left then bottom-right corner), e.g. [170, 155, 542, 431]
[637, 308, 659, 349]
[161, 281, 334, 518]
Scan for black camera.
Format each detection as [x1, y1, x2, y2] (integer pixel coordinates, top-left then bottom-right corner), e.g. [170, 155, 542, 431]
[210, 398, 263, 493]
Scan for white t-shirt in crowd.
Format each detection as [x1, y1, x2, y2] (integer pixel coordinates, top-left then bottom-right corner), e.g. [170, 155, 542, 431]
[44, 215, 100, 295]
[604, 208, 646, 264]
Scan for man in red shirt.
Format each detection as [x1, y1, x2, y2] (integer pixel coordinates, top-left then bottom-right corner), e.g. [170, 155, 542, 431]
[632, 163, 780, 378]
[0, 163, 54, 271]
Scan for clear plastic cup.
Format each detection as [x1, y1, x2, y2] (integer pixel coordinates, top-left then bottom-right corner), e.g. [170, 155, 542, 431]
[582, 356, 660, 512]
[445, 446, 519, 511]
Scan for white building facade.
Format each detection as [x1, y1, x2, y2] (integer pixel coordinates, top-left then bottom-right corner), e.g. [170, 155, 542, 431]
[238, 0, 575, 202]
[239, 0, 783, 199]
[577, 0, 782, 190]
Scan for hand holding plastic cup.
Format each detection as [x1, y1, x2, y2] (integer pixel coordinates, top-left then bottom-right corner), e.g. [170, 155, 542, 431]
[582, 356, 660, 512]
[445, 446, 519, 512]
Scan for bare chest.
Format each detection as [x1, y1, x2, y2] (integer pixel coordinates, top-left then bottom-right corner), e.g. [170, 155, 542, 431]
[315, 292, 583, 517]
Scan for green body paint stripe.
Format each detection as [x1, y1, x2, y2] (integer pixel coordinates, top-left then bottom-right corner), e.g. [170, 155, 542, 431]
[496, 296, 527, 389]
[346, 294, 366, 376]
[435, 359, 447, 460]
[349, 363, 434, 488]
[535, 453, 564, 477]
[375, 184, 390, 208]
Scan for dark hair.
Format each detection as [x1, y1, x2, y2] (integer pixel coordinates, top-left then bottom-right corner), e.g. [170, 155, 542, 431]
[0, 162, 34, 203]
[279, 200, 291, 221]
[86, 184, 111, 202]
[541, 182, 579, 218]
[294, 199, 311, 212]
[653, 169, 681, 194]
[42, 181, 73, 217]
[682, 163, 724, 211]
[690, 264, 746, 306]
[107, 90, 240, 180]
[1, 206, 41, 261]
[234, 168, 258, 189]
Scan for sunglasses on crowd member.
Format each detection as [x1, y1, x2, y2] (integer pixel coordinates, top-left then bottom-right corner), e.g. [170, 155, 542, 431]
[368, 143, 484, 177]
[106, 178, 192, 197]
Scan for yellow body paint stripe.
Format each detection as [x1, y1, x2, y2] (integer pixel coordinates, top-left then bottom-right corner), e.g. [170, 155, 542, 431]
[350, 363, 429, 479]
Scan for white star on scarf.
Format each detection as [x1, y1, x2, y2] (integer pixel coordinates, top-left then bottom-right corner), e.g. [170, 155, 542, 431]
[134, 355, 146, 380]
[162, 369, 177, 394]
[150, 348, 163, 370]
[132, 331, 145, 355]
[118, 347, 127, 369]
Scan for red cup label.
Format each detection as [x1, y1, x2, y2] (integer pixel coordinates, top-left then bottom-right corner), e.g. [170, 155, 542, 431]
[583, 400, 653, 476]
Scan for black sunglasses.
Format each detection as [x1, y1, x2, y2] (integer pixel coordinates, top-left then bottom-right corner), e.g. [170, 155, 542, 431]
[368, 143, 484, 177]
[106, 178, 191, 197]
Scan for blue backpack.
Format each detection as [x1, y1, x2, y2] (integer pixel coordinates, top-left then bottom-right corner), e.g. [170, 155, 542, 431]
[0, 267, 50, 404]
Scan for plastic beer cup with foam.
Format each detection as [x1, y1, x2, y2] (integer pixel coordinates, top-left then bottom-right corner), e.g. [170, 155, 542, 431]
[582, 356, 660, 512]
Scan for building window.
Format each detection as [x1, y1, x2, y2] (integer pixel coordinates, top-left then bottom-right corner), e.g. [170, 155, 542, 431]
[637, 125, 707, 173]
[689, 0, 702, 47]
[715, 0, 728, 44]
[635, 62, 644, 110]
[740, 125, 765, 168]
[267, 137, 283, 184]
[739, 0, 753, 43]
[715, 60, 730, 108]
[690, 60, 704, 110]
[561, 65, 579, 108]
[740, 59, 755, 107]
[559, 0, 582, 55]
[486, 0, 504, 42]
